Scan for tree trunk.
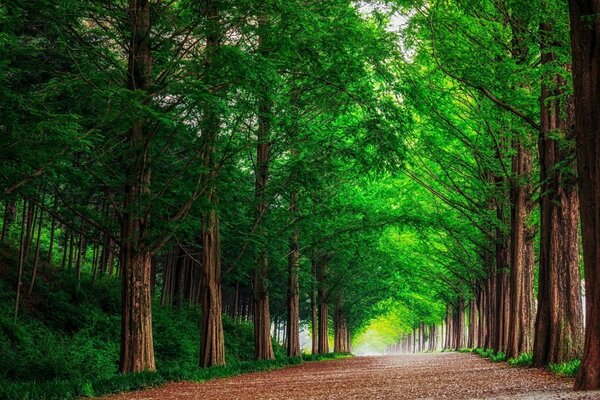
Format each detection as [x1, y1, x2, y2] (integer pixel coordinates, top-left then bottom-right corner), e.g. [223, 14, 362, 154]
[286, 95, 301, 357]
[1, 200, 16, 242]
[198, 0, 225, 368]
[119, 0, 155, 374]
[494, 188, 511, 354]
[250, 21, 275, 361]
[334, 301, 349, 353]
[173, 248, 187, 308]
[468, 297, 478, 349]
[75, 234, 86, 288]
[287, 206, 301, 357]
[568, 0, 600, 390]
[311, 256, 318, 355]
[454, 298, 465, 350]
[119, 249, 155, 373]
[200, 207, 225, 367]
[14, 202, 28, 321]
[28, 208, 44, 296]
[506, 143, 535, 359]
[484, 275, 496, 350]
[23, 201, 36, 264]
[317, 259, 329, 354]
[534, 23, 584, 367]
[495, 263, 510, 353]
[45, 215, 55, 273]
[477, 284, 486, 348]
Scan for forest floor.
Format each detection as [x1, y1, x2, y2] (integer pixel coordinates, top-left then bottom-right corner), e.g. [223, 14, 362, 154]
[99, 352, 600, 399]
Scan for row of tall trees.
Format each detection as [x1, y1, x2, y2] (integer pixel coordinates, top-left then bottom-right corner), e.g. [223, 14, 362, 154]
[384, 0, 599, 390]
[3, 0, 600, 392]
[1, 0, 410, 377]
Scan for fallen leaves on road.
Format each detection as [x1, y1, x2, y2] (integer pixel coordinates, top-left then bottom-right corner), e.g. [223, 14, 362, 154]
[99, 353, 600, 399]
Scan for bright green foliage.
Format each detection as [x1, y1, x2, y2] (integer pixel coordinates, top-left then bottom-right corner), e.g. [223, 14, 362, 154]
[0, 0, 585, 396]
[0, 252, 292, 400]
[474, 348, 507, 363]
[508, 353, 533, 367]
[549, 360, 581, 377]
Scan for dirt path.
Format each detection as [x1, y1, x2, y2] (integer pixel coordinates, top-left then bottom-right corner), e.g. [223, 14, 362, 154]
[101, 353, 600, 399]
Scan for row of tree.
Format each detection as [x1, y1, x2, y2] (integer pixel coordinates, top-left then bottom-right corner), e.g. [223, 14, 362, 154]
[383, 0, 599, 390]
[1, 0, 408, 377]
[3, 0, 600, 392]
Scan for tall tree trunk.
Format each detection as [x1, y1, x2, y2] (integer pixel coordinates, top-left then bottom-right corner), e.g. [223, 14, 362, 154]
[568, 0, 600, 390]
[173, 247, 187, 308]
[317, 259, 329, 354]
[468, 297, 478, 349]
[119, 0, 155, 374]
[476, 284, 486, 348]
[334, 300, 349, 353]
[28, 208, 44, 295]
[454, 298, 465, 350]
[311, 256, 318, 355]
[200, 206, 225, 367]
[251, 26, 274, 360]
[495, 228, 510, 354]
[493, 171, 510, 354]
[286, 90, 301, 356]
[45, 214, 56, 273]
[1, 200, 16, 242]
[287, 202, 301, 357]
[534, 23, 584, 367]
[484, 275, 496, 350]
[14, 201, 28, 321]
[75, 234, 86, 288]
[506, 143, 535, 359]
[23, 201, 37, 264]
[198, 0, 225, 367]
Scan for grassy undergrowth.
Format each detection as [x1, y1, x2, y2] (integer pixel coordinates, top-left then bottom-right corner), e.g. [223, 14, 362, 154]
[507, 352, 533, 367]
[472, 347, 580, 377]
[0, 248, 351, 400]
[473, 347, 506, 362]
[549, 359, 580, 377]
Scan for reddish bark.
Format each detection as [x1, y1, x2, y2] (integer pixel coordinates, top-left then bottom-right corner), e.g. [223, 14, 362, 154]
[506, 143, 535, 360]
[534, 23, 583, 367]
[251, 27, 274, 359]
[317, 260, 329, 354]
[568, 0, 600, 390]
[119, 0, 155, 374]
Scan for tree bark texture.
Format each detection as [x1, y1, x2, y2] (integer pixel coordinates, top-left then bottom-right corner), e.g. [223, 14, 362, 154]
[317, 259, 329, 354]
[506, 143, 535, 360]
[568, 0, 600, 390]
[534, 24, 584, 367]
[251, 29, 274, 359]
[119, 0, 155, 374]
[199, 0, 225, 368]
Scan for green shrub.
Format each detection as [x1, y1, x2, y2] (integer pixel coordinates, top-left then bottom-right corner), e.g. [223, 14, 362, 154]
[549, 359, 581, 377]
[490, 351, 506, 362]
[0, 261, 350, 400]
[508, 352, 532, 367]
[301, 352, 351, 362]
[473, 347, 494, 358]
[473, 348, 506, 362]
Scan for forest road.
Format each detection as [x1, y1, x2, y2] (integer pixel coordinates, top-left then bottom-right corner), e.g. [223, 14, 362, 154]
[100, 352, 600, 400]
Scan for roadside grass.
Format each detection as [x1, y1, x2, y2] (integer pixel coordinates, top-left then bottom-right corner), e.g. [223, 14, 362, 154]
[472, 348, 505, 362]
[0, 250, 353, 400]
[472, 347, 580, 378]
[0, 354, 351, 400]
[549, 359, 580, 377]
[508, 352, 533, 367]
